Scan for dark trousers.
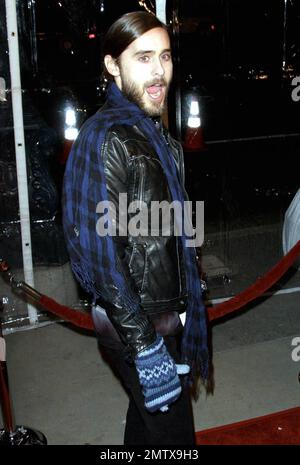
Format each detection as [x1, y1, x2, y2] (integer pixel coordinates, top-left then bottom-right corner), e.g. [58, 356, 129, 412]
[98, 333, 196, 445]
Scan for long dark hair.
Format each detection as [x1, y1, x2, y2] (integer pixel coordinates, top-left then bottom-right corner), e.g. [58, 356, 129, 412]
[102, 11, 168, 80]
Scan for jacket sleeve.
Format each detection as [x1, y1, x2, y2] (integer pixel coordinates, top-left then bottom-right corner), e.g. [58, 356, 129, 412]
[96, 129, 157, 357]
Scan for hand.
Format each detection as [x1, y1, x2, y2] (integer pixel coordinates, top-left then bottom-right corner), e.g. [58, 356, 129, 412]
[135, 336, 190, 413]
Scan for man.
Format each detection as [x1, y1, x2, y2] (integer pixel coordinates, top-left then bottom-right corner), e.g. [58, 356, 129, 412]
[63, 11, 208, 445]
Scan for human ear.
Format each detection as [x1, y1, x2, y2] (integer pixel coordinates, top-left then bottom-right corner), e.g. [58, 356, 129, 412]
[104, 55, 120, 77]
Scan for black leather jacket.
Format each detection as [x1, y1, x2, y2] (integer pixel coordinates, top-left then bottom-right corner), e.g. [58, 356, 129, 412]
[95, 106, 188, 358]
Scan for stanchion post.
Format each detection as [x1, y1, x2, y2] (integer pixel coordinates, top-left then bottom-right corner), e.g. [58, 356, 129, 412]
[0, 302, 47, 445]
[0, 307, 15, 436]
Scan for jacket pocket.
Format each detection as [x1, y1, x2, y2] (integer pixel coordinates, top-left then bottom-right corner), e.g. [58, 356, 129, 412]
[128, 243, 148, 294]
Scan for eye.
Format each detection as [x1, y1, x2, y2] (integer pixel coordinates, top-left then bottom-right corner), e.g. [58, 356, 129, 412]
[161, 53, 172, 62]
[138, 55, 150, 63]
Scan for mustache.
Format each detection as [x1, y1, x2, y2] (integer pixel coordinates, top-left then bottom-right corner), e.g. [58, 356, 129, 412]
[144, 78, 168, 88]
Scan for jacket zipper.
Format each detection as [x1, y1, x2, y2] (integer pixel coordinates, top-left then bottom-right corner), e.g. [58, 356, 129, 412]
[176, 237, 182, 294]
[137, 158, 145, 209]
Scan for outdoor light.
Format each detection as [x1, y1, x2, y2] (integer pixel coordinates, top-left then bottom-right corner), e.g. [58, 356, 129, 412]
[183, 95, 205, 151]
[64, 108, 78, 140]
[187, 100, 201, 128]
[65, 108, 76, 126]
[65, 127, 79, 140]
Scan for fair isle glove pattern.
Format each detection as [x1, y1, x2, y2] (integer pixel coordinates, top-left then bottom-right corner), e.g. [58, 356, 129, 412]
[135, 335, 190, 413]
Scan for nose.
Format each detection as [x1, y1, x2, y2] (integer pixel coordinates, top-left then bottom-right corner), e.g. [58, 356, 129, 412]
[152, 56, 165, 77]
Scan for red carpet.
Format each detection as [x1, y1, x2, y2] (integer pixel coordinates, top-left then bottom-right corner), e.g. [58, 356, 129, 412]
[196, 406, 300, 445]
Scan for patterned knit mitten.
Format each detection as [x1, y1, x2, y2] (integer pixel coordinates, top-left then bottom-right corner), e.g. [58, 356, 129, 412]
[135, 335, 190, 413]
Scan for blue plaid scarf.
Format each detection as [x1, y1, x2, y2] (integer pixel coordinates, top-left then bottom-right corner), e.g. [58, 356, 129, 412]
[63, 82, 208, 380]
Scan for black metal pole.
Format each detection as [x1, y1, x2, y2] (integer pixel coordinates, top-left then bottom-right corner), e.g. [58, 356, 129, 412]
[0, 302, 15, 435]
[282, 0, 288, 71]
[168, 0, 181, 141]
[0, 279, 47, 445]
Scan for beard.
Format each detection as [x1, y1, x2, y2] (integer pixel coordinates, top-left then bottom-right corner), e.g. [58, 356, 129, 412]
[120, 72, 169, 117]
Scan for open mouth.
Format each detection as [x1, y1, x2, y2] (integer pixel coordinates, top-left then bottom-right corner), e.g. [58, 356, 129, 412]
[146, 83, 165, 101]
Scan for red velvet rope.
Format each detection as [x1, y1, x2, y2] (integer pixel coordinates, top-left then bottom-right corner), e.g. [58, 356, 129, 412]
[39, 295, 94, 330]
[207, 240, 300, 321]
[38, 240, 300, 329]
